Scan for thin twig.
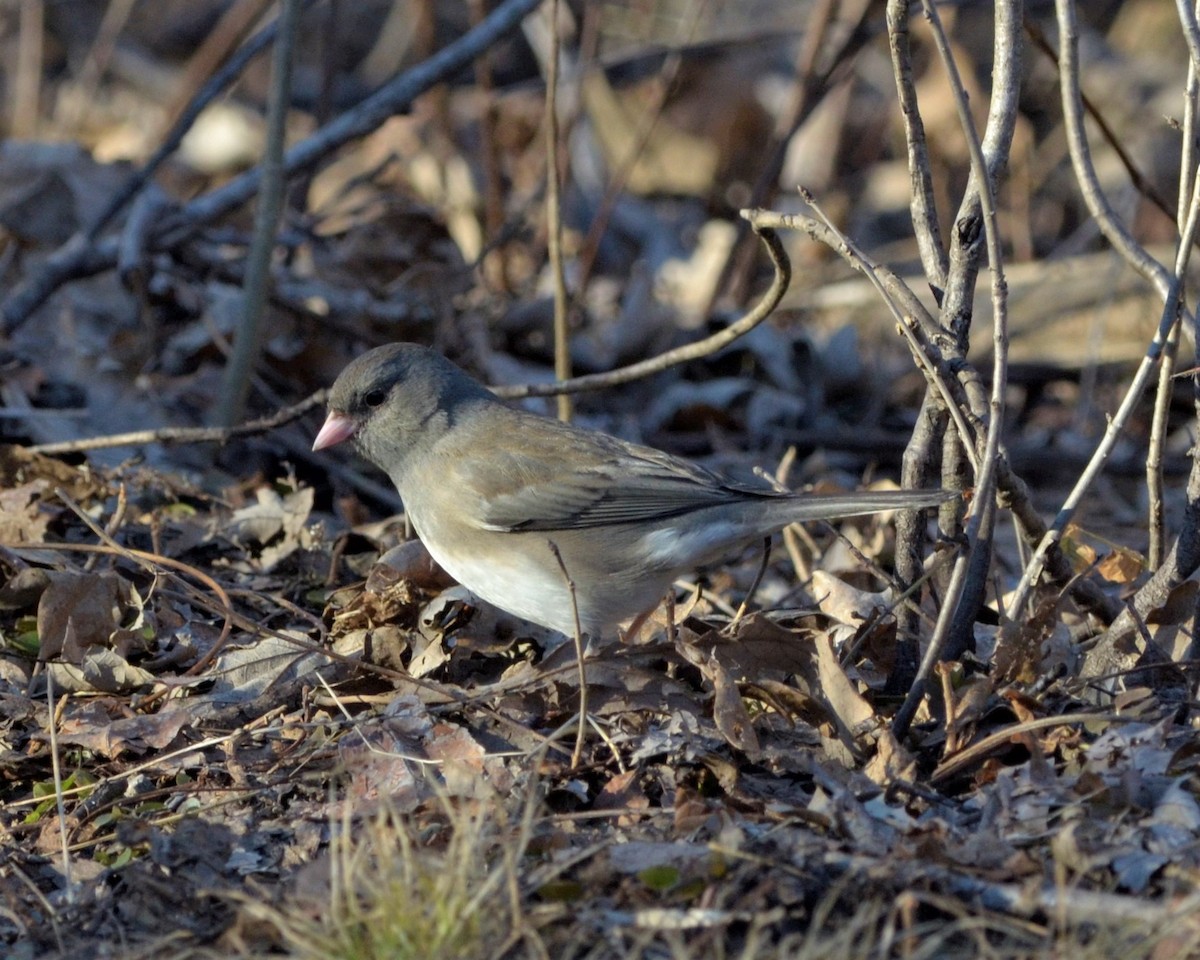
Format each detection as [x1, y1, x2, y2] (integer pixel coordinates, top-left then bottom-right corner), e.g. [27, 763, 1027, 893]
[217, 0, 301, 428]
[541, 0, 572, 422]
[497, 217, 790, 399]
[751, 205, 982, 462]
[930, 712, 1116, 784]
[1080, 0, 1200, 683]
[45, 666, 74, 904]
[27, 389, 326, 455]
[885, 0, 958, 688]
[731, 537, 772, 627]
[1003, 154, 1200, 624]
[886, 0, 947, 292]
[1055, 0, 1175, 303]
[1148, 304, 1185, 572]
[1178, 0, 1200, 74]
[888, 0, 960, 691]
[740, 213, 1120, 629]
[1150, 17, 1200, 569]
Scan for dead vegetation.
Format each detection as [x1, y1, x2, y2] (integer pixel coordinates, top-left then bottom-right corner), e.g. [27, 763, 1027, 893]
[3, 1, 1200, 958]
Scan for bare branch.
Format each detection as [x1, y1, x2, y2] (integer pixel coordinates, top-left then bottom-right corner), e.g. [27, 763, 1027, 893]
[1056, 0, 1174, 300]
[497, 218, 791, 400]
[1005, 170, 1200, 623]
[893, 0, 1018, 738]
[886, 0, 948, 291]
[0, 0, 543, 334]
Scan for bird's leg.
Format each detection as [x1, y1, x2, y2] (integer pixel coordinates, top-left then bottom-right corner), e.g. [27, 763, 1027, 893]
[547, 539, 588, 769]
[620, 606, 657, 643]
[731, 536, 773, 628]
[621, 586, 684, 646]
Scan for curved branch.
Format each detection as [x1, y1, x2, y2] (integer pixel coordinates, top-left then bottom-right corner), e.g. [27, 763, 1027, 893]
[1056, 0, 1174, 300]
[496, 218, 791, 399]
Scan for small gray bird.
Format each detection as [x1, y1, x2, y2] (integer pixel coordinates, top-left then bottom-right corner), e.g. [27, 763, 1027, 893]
[313, 343, 951, 637]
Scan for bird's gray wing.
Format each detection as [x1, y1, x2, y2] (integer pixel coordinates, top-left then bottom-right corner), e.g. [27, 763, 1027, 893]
[456, 439, 774, 532]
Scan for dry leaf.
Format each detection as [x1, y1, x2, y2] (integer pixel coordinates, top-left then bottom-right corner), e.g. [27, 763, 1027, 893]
[813, 630, 876, 746]
[36, 571, 126, 661]
[1097, 546, 1145, 584]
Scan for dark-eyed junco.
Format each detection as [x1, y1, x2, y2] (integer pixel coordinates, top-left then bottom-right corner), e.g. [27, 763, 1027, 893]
[313, 343, 951, 637]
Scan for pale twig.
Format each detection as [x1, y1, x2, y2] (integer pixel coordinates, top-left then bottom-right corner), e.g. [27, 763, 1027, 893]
[1056, 0, 1175, 302]
[916, 0, 1021, 691]
[884, 0, 958, 684]
[315, 673, 445, 766]
[45, 666, 74, 903]
[1182, 8, 1200, 232]
[1080, 3, 1200, 683]
[883, 0, 959, 683]
[1178, 0, 1200, 72]
[751, 206, 982, 465]
[930, 712, 1116, 785]
[750, 205, 1123, 639]
[1148, 301, 1187, 573]
[731, 538, 772, 627]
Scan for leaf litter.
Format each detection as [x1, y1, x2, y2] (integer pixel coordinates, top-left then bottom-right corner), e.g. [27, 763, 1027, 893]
[3, 444, 1197, 958]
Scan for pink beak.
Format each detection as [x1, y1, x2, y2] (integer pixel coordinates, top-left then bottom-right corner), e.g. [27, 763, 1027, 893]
[312, 411, 357, 451]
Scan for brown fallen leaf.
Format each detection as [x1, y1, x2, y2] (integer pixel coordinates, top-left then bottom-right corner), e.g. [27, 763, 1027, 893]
[0, 480, 53, 543]
[36, 570, 126, 661]
[675, 636, 760, 754]
[54, 698, 190, 757]
[813, 630, 877, 749]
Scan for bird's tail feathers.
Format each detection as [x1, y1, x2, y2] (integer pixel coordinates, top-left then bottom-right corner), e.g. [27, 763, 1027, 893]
[781, 489, 955, 524]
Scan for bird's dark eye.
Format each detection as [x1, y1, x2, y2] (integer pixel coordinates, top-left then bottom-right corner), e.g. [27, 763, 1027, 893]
[363, 388, 388, 408]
